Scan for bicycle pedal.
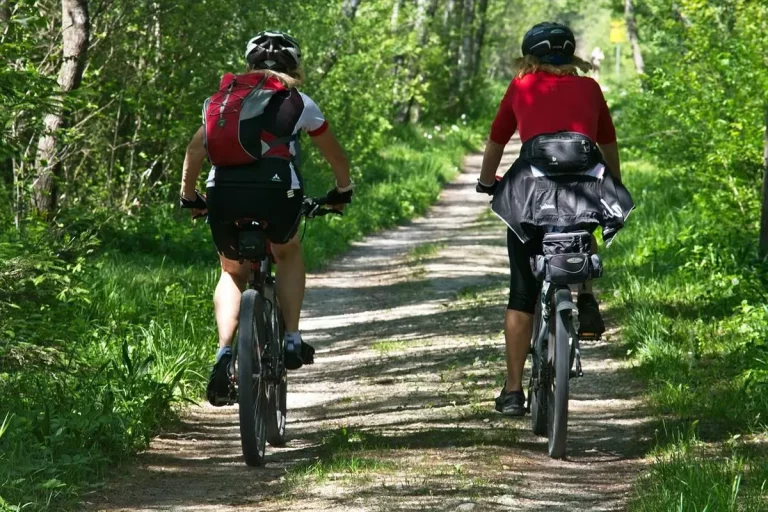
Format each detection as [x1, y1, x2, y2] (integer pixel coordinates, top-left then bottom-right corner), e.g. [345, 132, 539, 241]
[212, 396, 237, 406]
[569, 369, 584, 379]
[579, 332, 601, 341]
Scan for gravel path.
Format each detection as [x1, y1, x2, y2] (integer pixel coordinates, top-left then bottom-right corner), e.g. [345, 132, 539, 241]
[89, 141, 649, 512]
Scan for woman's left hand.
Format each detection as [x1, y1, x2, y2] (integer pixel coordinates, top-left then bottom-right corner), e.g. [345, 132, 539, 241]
[476, 178, 499, 195]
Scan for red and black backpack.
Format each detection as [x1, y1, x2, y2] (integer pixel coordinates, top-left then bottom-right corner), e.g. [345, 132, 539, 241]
[202, 72, 293, 167]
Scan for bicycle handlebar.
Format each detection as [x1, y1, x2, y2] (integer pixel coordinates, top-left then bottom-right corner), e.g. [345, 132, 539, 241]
[302, 196, 344, 219]
[182, 192, 343, 220]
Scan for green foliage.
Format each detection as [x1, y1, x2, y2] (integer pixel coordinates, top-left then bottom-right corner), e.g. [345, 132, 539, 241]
[629, 424, 768, 512]
[621, 0, 768, 175]
[605, 0, 768, 431]
[604, 160, 768, 506]
[630, 450, 766, 512]
[598, 2, 768, 505]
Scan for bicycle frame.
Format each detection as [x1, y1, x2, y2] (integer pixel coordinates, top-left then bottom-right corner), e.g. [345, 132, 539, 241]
[245, 241, 284, 387]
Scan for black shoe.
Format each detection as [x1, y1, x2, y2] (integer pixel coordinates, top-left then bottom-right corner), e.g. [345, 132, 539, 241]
[495, 388, 527, 417]
[206, 351, 234, 407]
[285, 339, 315, 371]
[577, 293, 605, 339]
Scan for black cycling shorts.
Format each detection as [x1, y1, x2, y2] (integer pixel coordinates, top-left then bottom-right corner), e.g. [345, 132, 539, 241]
[206, 185, 303, 261]
[507, 228, 543, 314]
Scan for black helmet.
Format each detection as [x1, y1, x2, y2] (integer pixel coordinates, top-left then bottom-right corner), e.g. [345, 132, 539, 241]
[245, 31, 302, 72]
[521, 22, 575, 65]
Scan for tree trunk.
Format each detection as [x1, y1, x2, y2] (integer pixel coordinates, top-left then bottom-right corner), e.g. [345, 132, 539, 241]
[403, 0, 438, 123]
[342, 0, 362, 20]
[760, 107, 768, 256]
[318, 0, 363, 80]
[0, 0, 10, 24]
[0, 0, 11, 42]
[443, 0, 455, 29]
[390, 0, 403, 31]
[458, 0, 475, 95]
[390, 0, 405, 116]
[672, 3, 693, 28]
[624, 0, 644, 74]
[471, 0, 488, 78]
[33, 0, 90, 216]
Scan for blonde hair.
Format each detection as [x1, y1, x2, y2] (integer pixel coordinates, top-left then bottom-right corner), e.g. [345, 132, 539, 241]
[514, 54, 592, 79]
[246, 67, 305, 89]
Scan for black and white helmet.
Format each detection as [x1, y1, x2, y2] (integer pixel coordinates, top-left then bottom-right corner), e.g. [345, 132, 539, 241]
[245, 31, 302, 72]
[521, 22, 575, 65]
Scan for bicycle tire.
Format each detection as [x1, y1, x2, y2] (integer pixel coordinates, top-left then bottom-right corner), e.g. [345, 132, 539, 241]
[529, 300, 548, 437]
[237, 289, 268, 467]
[547, 288, 571, 459]
[265, 281, 287, 447]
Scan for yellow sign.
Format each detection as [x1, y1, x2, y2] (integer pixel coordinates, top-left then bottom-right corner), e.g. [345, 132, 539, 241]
[610, 20, 627, 44]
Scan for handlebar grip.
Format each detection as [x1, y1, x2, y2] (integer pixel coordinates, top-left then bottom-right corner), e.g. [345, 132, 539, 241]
[316, 208, 343, 217]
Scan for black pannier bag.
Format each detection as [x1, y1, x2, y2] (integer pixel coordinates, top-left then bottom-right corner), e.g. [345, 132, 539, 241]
[531, 231, 603, 285]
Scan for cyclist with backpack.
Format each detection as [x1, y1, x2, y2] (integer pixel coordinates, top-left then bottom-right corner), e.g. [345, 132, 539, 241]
[476, 23, 632, 417]
[179, 31, 354, 406]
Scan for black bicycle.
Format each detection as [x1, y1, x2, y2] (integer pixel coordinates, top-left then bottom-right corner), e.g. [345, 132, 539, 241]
[227, 196, 340, 466]
[527, 230, 603, 459]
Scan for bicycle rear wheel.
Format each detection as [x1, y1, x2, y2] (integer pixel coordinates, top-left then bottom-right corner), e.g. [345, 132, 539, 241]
[237, 289, 268, 466]
[529, 300, 548, 437]
[547, 288, 572, 459]
[265, 281, 287, 446]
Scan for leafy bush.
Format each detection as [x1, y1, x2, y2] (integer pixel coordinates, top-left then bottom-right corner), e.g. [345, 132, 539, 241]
[598, 2, 768, 506]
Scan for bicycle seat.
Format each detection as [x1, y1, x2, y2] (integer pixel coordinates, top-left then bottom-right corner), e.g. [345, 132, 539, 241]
[234, 218, 268, 230]
[234, 218, 269, 261]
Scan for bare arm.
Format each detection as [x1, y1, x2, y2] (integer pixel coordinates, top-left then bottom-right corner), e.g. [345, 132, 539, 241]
[310, 128, 352, 188]
[180, 126, 207, 199]
[598, 142, 622, 182]
[479, 140, 505, 184]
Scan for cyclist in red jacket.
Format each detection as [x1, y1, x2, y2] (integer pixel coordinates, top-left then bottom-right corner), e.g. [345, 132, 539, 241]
[477, 23, 622, 417]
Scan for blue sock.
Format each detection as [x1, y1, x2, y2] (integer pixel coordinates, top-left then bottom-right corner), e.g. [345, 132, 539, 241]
[216, 345, 232, 362]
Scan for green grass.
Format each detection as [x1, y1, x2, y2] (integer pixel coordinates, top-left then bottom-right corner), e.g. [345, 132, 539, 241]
[284, 427, 396, 488]
[629, 436, 768, 512]
[0, 122, 483, 511]
[407, 242, 446, 263]
[602, 160, 768, 509]
[371, 339, 409, 355]
[451, 283, 507, 309]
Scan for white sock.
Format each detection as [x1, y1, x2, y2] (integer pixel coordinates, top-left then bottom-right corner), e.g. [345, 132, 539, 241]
[216, 345, 232, 362]
[285, 331, 301, 351]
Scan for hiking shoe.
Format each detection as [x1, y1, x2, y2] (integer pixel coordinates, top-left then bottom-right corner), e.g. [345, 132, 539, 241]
[495, 388, 527, 417]
[577, 293, 605, 339]
[206, 351, 235, 407]
[285, 337, 315, 371]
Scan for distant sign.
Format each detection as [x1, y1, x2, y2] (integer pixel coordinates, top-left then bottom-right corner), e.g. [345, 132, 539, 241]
[610, 20, 627, 44]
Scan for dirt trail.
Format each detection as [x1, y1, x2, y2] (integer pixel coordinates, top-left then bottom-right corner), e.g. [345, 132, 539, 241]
[90, 142, 649, 512]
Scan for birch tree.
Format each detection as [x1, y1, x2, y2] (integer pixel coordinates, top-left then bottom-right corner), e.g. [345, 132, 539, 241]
[33, 0, 90, 215]
[625, 0, 644, 74]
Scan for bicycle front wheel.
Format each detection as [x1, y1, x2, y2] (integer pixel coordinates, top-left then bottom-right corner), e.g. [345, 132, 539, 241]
[237, 289, 268, 467]
[547, 288, 571, 459]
